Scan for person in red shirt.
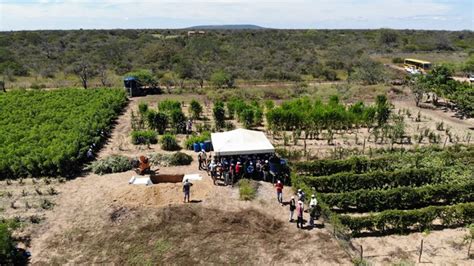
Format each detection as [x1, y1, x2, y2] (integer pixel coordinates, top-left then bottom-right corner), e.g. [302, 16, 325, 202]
[275, 180, 284, 205]
[235, 162, 242, 180]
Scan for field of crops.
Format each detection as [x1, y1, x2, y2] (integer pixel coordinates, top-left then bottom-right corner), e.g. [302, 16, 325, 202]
[0, 88, 127, 179]
[292, 145, 474, 236]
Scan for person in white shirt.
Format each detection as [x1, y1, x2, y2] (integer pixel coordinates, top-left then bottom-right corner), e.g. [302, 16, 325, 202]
[309, 194, 318, 227]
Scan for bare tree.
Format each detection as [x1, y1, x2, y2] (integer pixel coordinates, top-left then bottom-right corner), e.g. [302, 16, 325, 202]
[73, 60, 97, 89]
[98, 64, 111, 87]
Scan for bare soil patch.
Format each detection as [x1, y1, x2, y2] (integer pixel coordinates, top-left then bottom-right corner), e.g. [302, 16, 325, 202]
[36, 205, 340, 265]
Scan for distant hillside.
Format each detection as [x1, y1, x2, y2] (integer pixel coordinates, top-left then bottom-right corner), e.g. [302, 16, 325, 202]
[185, 24, 266, 30]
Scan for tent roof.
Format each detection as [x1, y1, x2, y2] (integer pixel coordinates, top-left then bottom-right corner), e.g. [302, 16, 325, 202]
[211, 128, 275, 156]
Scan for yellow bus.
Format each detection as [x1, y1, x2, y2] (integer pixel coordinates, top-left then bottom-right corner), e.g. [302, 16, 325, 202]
[404, 58, 432, 73]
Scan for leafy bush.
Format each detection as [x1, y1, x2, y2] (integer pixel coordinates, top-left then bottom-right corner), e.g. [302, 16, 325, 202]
[339, 202, 474, 236]
[322, 181, 474, 212]
[169, 152, 193, 166]
[160, 134, 180, 151]
[238, 179, 257, 201]
[293, 156, 394, 176]
[0, 88, 127, 179]
[170, 109, 187, 133]
[131, 130, 158, 145]
[392, 57, 404, 64]
[158, 99, 181, 114]
[189, 99, 203, 119]
[266, 97, 382, 133]
[298, 168, 442, 193]
[0, 221, 25, 264]
[183, 132, 211, 150]
[138, 102, 148, 115]
[213, 101, 226, 130]
[88, 155, 132, 175]
[210, 70, 234, 88]
[148, 152, 192, 166]
[146, 110, 168, 134]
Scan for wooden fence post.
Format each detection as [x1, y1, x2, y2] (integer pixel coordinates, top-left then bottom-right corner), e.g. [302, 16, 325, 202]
[418, 239, 424, 263]
[360, 245, 363, 261]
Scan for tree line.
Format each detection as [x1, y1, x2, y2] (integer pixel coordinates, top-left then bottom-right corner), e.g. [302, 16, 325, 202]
[1, 29, 473, 88]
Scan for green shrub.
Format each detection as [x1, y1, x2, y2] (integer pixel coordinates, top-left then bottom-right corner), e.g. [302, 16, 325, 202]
[131, 130, 158, 145]
[392, 57, 404, 64]
[298, 168, 442, 193]
[158, 99, 181, 113]
[238, 179, 258, 201]
[213, 102, 226, 130]
[161, 134, 180, 151]
[146, 111, 168, 134]
[322, 181, 474, 212]
[339, 202, 474, 236]
[169, 152, 193, 166]
[293, 156, 394, 176]
[0, 221, 25, 264]
[183, 132, 211, 150]
[189, 99, 203, 119]
[138, 102, 148, 115]
[88, 155, 132, 175]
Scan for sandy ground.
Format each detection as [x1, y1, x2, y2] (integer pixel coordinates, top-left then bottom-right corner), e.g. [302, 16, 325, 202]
[28, 164, 352, 264]
[352, 228, 473, 265]
[24, 93, 474, 264]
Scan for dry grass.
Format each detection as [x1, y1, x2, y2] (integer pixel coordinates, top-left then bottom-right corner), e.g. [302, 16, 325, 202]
[39, 205, 298, 264]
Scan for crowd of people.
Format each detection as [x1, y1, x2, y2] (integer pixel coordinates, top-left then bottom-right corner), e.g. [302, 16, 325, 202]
[190, 150, 320, 229]
[197, 150, 290, 186]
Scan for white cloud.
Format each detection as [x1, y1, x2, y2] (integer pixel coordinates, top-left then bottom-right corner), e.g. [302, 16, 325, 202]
[0, 0, 471, 30]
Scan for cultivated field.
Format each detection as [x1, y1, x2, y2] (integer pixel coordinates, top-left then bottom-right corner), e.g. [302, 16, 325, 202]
[1, 28, 474, 265]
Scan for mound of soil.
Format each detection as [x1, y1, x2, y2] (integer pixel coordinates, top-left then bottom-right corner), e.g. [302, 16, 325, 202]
[37, 205, 313, 264]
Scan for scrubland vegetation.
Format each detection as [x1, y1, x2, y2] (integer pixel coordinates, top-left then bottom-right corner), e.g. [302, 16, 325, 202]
[1, 29, 473, 89]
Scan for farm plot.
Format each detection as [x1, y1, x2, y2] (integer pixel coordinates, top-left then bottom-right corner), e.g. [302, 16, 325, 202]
[0, 88, 127, 179]
[292, 145, 474, 236]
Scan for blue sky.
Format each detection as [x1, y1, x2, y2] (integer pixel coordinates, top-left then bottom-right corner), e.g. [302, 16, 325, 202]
[0, 0, 472, 31]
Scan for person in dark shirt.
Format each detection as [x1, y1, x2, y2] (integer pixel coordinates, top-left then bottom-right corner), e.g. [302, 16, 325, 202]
[183, 179, 193, 203]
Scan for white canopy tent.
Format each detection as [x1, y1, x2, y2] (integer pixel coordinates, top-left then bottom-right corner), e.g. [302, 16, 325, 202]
[211, 128, 275, 156]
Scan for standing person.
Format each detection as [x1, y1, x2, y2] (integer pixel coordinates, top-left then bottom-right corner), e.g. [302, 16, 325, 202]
[296, 200, 304, 229]
[297, 189, 306, 203]
[289, 196, 296, 222]
[208, 160, 217, 179]
[309, 194, 318, 227]
[262, 160, 270, 182]
[275, 180, 284, 205]
[235, 162, 242, 180]
[229, 163, 236, 186]
[246, 162, 254, 179]
[255, 160, 262, 180]
[198, 149, 207, 170]
[186, 119, 193, 135]
[183, 179, 193, 203]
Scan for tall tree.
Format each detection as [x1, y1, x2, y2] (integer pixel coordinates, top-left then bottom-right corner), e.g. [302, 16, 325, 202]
[73, 60, 97, 89]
